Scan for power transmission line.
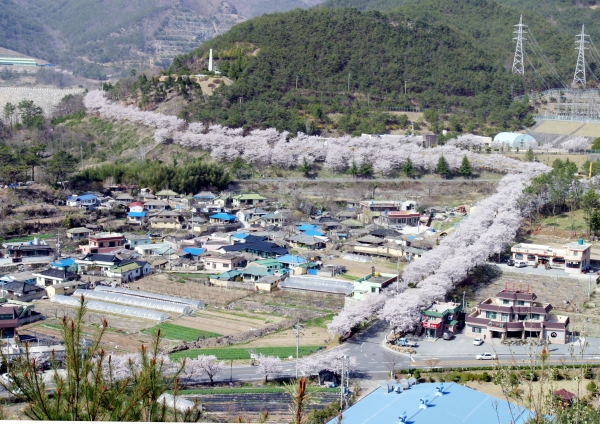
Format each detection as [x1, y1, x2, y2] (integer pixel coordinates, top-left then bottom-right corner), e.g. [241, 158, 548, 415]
[512, 15, 527, 75]
[526, 30, 567, 88]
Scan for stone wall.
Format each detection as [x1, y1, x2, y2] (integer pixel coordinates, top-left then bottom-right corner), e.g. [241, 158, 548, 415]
[0, 87, 85, 118]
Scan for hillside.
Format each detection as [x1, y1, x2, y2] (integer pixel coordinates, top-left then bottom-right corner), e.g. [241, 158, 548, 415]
[0, 0, 325, 80]
[322, 0, 600, 72]
[157, 7, 533, 134]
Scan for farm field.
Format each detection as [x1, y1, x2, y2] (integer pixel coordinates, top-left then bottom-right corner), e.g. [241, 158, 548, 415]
[142, 323, 221, 342]
[172, 309, 285, 336]
[170, 345, 322, 361]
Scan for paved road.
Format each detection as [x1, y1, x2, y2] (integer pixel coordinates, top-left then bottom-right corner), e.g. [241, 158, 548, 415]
[242, 177, 501, 184]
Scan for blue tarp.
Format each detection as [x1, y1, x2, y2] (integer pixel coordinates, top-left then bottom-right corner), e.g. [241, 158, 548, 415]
[51, 258, 75, 267]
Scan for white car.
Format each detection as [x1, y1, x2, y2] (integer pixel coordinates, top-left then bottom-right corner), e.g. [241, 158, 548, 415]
[473, 338, 484, 346]
[476, 353, 497, 360]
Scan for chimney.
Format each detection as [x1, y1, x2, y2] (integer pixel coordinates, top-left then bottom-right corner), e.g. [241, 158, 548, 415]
[208, 49, 213, 72]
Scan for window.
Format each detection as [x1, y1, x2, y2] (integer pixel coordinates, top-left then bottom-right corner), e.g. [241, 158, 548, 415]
[517, 301, 525, 306]
[0, 314, 14, 320]
[471, 327, 482, 333]
[573, 251, 579, 256]
[371, 287, 378, 293]
[99, 242, 104, 247]
[501, 313, 510, 322]
[515, 253, 523, 260]
[531, 314, 541, 320]
[502, 300, 510, 305]
[223, 264, 230, 268]
[109, 242, 115, 247]
[485, 311, 497, 319]
[518, 314, 527, 321]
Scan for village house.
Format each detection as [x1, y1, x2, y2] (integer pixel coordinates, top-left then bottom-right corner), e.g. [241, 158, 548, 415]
[420, 301, 463, 339]
[134, 242, 177, 257]
[258, 212, 286, 227]
[0, 300, 42, 337]
[75, 254, 122, 274]
[149, 211, 183, 230]
[353, 273, 397, 300]
[287, 234, 327, 250]
[66, 194, 99, 210]
[46, 281, 85, 297]
[0, 281, 46, 302]
[106, 260, 151, 283]
[128, 201, 145, 213]
[192, 202, 224, 215]
[65, 227, 92, 240]
[511, 239, 592, 273]
[248, 259, 284, 272]
[2, 240, 55, 263]
[203, 253, 247, 271]
[193, 191, 216, 201]
[80, 232, 125, 255]
[127, 211, 147, 225]
[231, 193, 267, 208]
[155, 189, 178, 200]
[144, 199, 169, 211]
[32, 268, 79, 287]
[0, 271, 37, 286]
[124, 234, 153, 249]
[209, 212, 237, 224]
[465, 283, 569, 344]
[236, 207, 268, 225]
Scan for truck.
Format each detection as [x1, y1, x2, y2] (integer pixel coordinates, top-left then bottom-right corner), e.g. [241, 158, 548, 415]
[396, 337, 418, 347]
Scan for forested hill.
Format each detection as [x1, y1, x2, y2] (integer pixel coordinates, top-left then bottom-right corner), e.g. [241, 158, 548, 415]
[322, 0, 600, 72]
[166, 7, 532, 134]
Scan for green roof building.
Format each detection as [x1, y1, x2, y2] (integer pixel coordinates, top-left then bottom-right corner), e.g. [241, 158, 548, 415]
[420, 301, 463, 339]
[353, 273, 397, 300]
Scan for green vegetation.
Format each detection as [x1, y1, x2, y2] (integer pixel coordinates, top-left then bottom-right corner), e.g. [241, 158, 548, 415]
[170, 346, 322, 361]
[303, 314, 334, 328]
[72, 156, 230, 193]
[142, 323, 221, 342]
[5, 233, 54, 243]
[164, 7, 536, 134]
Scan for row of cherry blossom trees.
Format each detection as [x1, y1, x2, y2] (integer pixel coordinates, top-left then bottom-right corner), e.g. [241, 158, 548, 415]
[85, 91, 549, 176]
[560, 136, 590, 152]
[327, 166, 549, 336]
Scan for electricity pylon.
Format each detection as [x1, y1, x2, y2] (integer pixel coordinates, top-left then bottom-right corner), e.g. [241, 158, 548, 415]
[573, 25, 589, 87]
[512, 15, 527, 75]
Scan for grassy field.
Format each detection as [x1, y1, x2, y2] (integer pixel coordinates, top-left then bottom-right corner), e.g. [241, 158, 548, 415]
[539, 210, 586, 232]
[5, 233, 54, 243]
[170, 346, 322, 361]
[303, 314, 334, 328]
[175, 387, 339, 395]
[143, 323, 221, 342]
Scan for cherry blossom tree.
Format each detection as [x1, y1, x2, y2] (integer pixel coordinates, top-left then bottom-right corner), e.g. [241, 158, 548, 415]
[181, 355, 224, 386]
[561, 136, 590, 152]
[298, 349, 356, 378]
[256, 354, 283, 382]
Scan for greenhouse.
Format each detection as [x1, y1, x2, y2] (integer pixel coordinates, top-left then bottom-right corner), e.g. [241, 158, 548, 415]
[94, 286, 205, 309]
[50, 295, 169, 322]
[73, 290, 193, 315]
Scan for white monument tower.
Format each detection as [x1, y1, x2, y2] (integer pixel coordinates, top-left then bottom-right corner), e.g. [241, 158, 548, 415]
[208, 49, 213, 72]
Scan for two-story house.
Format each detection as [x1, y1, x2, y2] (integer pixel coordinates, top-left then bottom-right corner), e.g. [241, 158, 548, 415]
[231, 193, 267, 208]
[67, 194, 99, 210]
[511, 239, 592, 273]
[203, 253, 247, 272]
[420, 301, 463, 339]
[465, 284, 569, 344]
[80, 233, 125, 255]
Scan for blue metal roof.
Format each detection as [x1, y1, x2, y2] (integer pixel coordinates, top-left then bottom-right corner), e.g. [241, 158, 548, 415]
[182, 247, 205, 256]
[326, 382, 532, 424]
[77, 194, 97, 201]
[210, 213, 236, 221]
[231, 233, 249, 239]
[276, 254, 307, 264]
[51, 258, 76, 268]
[297, 224, 318, 231]
[128, 211, 147, 217]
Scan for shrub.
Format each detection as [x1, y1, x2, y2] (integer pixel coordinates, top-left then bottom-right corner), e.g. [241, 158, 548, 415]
[412, 369, 421, 380]
[481, 372, 492, 382]
[509, 373, 519, 386]
[586, 381, 597, 395]
[522, 370, 538, 382]
[213, 79, 221, 84]
[207, 83, 216, 88]
[447, 372, 461, 383]
[584, 367, 594, 379]
[551, 368, 561, 381]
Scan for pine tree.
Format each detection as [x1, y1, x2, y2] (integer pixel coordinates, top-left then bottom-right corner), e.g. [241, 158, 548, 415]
[525, 147, 535, 162]
[458, 155, 472, 178]
[348, 160, 358, 178]
[298, 156, 311, 176]
[436, 154, 449, 178]
[402, 158, 414, 178]
[358, 161, 373, 178]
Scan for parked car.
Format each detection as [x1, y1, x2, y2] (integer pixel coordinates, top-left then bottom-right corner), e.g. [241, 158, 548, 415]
[442, 332, 453, 341]
[473, 338, 484, 346]
[515, 261, 527, 268]
[476, 353, 497, 360]
[397, 337, 418, 347]
[506, 259, 515, 266]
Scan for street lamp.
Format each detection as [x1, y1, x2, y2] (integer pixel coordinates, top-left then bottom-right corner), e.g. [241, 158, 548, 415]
[340, 354, 349, 409]
[230, 359, 233, 383]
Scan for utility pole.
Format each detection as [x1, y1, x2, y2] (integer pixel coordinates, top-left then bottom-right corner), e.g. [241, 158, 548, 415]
[573, 24, 589, 87]
[396, 254, 400, 293]
[294, 319, 303, 378]
[511, 15, 527, 75]
[56, 228, 61, 259]
[462, 291, 466, 313]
